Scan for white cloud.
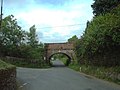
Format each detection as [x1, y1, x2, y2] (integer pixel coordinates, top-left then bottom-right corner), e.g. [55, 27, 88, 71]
[4, 0, 93, 43]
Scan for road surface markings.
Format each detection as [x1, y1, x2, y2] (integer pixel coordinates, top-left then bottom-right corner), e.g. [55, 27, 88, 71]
[19, 83, 28, 88]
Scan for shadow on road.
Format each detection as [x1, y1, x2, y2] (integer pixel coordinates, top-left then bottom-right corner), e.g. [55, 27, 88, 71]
[52, 64, 66, 67]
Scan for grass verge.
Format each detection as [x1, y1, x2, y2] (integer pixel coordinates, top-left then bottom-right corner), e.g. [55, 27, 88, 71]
[68, 62, 80, 71]
[69, 63, 120, 85]
[2, 59, 50, 69]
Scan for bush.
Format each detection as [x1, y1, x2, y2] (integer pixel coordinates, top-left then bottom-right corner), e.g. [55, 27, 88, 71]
[76, 5, 120, 66]
[0, 60, 15, 69]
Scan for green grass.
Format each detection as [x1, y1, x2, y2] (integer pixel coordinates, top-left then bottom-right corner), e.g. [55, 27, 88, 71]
[2, 59, 50, 69]
[69, 62, 80, 71]
[69, 63, 120, 85]
[80, 65, 120, 85]
[0, 59, 15, 70]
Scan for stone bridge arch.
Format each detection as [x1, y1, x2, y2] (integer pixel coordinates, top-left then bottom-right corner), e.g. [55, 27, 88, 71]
[44, 43, 75, 65]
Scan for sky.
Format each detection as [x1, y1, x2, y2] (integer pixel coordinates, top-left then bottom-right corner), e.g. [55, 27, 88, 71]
[3, 0, 93, 43]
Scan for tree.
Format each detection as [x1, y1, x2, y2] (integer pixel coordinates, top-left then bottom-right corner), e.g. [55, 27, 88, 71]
[76, 5, 120, 66]
[27, 25, 38, 47]
[91, 0, 120, 16]
[0, 15, 46, 67]
[68, 35, 78, 43]
[0, 15, 25, 56]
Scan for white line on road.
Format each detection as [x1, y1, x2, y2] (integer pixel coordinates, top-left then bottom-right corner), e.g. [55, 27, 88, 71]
[19, 83, 28, 88]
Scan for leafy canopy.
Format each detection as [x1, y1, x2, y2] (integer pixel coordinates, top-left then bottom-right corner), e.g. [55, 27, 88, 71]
[91, 0, 120, 16]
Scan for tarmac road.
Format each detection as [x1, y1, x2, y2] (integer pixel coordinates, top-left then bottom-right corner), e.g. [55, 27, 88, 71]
[17, 60, 120, 90]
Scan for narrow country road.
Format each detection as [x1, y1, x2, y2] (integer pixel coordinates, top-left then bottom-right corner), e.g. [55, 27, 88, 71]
[17, 60, 120, 90]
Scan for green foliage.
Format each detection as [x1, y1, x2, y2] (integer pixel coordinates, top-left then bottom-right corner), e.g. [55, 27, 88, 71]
[75, 5, 120, 66]
[69, 1, 120, 85]
[69, 63, 120, 84]
[80, 65, 120, 85]
[50, 53, 68, 66]
[69, 61, 80, 71]
[91, 0, 120, 16]
[61, 57, 68, 65]
[0, 15, 25, 56]
[2, 58, 49, 69]
[27, 25, 38, 47]
[0, 15, 46, 68]
[68, 35, 78, 43]
[0, 60, 15, 70]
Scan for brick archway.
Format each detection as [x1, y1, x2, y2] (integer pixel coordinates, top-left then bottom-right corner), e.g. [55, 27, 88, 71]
[44, 43, 75, 64]
[49, 52, 72, 66]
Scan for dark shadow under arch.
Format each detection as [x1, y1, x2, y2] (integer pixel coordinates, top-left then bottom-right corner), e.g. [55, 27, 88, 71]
[49, 52, 71, 66]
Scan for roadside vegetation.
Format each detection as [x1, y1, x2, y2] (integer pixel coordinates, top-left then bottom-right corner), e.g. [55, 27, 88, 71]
[0, 0, 120, 84]
[68, 0, 120, 85]
[0, 15, 49, 68]
[2, 58, 49, 68]
[0, 59, 15, 70]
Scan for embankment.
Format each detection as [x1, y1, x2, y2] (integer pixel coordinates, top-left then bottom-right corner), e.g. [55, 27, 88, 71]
[0, 60, 16, 90]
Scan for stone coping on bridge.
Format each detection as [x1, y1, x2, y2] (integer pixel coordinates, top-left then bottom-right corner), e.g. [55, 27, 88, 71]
[45, 42, 74, 50]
